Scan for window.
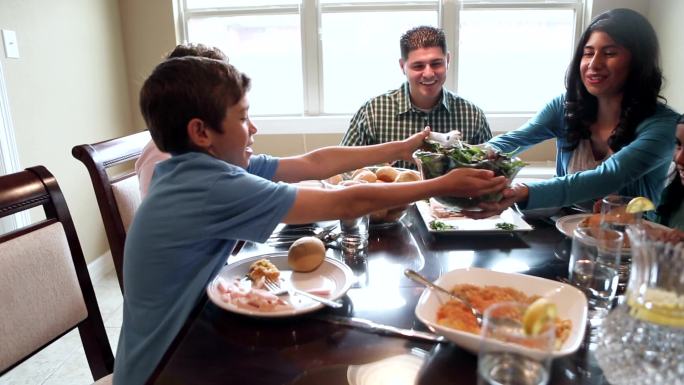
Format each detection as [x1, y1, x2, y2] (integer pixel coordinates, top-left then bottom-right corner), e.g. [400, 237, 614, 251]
[178, 0, 584, 132]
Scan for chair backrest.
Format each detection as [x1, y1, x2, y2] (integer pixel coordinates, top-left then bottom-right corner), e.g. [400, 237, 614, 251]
[0, 166, 114, 380]
[72, 131, 150, 291]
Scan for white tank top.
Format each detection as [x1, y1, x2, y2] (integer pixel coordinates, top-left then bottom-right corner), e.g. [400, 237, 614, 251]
[567, 139, 612, 174]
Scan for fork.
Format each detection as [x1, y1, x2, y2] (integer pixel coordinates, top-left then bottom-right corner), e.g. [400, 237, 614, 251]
[263, 279, 343, 308]
[268, 224, 338, 243]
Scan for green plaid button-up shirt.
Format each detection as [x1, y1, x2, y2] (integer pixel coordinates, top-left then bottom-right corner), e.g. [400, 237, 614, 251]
[341, 82, 492, 169]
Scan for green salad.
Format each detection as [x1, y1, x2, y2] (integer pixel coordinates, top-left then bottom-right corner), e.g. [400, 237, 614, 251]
[413, 140, 526, 210]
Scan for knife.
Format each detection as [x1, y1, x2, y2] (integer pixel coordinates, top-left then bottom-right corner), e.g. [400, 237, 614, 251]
[314, 315, 445, 343]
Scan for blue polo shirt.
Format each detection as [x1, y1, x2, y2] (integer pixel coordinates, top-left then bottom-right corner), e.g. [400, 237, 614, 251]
[114, 152, 297, 385]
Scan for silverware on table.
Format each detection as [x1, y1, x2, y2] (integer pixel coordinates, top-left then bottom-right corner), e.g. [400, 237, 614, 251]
[267, 231, 340, 248]
[314, 314, 445, 343]
[268, 224, 338, 242]
[404, 269, 483, 326]
[264, 279, 342, 308]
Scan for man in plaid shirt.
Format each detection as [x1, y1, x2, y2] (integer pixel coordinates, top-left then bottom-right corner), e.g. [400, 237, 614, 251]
[341, 26, 492, 169]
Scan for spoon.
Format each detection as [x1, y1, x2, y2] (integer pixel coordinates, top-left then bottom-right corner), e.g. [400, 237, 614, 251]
[404, 269, 483, 326]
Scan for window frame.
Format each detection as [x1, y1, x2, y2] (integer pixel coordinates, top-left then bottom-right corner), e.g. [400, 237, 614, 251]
[175, 0, 585, 134]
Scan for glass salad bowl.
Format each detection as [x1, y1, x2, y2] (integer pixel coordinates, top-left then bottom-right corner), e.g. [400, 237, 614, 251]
[413, 141, 525, 211]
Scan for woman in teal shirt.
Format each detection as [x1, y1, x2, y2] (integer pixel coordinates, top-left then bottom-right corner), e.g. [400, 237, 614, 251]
[468, 8, 679, 218]
[655, 115, 684, 230]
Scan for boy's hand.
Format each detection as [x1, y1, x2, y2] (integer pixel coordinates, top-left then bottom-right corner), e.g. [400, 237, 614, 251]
[440, 168, 508, 198]
[398, 127, 431, 163]
[462, 184, 529, 219]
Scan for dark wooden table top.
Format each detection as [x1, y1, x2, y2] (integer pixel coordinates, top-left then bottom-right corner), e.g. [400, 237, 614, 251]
[149, 206, 609, 385]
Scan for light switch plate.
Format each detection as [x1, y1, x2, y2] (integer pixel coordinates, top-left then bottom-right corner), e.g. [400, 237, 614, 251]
[2, 30, 20, 59]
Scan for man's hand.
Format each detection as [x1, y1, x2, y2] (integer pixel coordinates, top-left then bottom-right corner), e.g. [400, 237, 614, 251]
[440, 168, 508, 198]
[461, 183, 529, 219]
[398, 127, 431, 163]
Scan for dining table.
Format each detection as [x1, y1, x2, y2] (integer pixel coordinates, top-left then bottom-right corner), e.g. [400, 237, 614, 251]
[147, 205, 610, 385]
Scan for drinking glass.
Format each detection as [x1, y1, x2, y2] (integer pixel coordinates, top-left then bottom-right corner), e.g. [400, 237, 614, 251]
[568, 226, 623, 323]
[477, 302, 555, 385]
[339, 214, 369, 258]
[599, 195, 640, 233]
[599, 195, 640, 294]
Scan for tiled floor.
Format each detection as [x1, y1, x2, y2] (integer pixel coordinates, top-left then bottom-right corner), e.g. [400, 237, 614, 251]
[0, 267, 123, 385]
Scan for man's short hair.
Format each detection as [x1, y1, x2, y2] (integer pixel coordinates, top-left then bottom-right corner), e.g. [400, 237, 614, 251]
[165, 43, 227, 61]
[400, 26, 447, 60]
[139, 57, 251, 154]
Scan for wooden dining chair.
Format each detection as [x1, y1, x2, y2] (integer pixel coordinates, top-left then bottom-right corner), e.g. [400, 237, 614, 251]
[0, 166, 114, 383]
[72, 131, 150, 291]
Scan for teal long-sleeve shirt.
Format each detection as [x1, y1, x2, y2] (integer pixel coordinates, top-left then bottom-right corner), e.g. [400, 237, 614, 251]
[488, 95, 679, 211]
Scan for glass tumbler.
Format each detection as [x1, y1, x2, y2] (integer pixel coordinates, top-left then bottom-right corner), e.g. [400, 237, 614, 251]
[477, 302, 555, 385]
[568, 226, 623, 323]
[339, 214, 369, 258]
[599, 195, 640, 233]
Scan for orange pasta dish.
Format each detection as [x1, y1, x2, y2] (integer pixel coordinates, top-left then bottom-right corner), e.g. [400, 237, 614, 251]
[436, 284, 572, 345]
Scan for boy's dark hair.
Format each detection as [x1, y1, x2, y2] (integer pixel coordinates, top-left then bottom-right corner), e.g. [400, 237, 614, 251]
[564, 8, 664, 153]
[165, 43, 227, 61]
[400, 26, 447, 60]
[139, 57, 251, 154]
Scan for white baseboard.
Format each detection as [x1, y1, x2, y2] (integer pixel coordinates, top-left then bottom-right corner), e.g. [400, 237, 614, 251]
[87, 250, 115, 283]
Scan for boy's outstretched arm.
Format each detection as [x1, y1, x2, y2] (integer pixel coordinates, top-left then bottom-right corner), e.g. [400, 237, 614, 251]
[273, 128, 429, 183]
[281, 168, 507, 224]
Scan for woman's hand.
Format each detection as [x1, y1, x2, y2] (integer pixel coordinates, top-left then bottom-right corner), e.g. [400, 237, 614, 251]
[440, 168, 508, 198]
[461, 183, 529, 219]
[398, 127, 431, 163]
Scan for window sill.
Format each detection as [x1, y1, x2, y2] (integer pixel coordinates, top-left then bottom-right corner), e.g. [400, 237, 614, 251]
[253, 113, 535, 135]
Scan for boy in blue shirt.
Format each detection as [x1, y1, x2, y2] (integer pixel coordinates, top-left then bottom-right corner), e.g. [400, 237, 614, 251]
[113, 56, 506, 384]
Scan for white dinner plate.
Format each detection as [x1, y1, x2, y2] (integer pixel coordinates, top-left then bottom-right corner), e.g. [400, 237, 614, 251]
[555, 213, 671, 240]
[415, 199, 533, 233]
[207, 252, 353, 318]
[555, 213, 592, 238]
[414, 267, 588, 358]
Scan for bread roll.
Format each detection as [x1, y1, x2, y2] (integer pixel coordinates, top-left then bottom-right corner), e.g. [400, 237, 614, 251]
[353, 170, 378, 183]
[327, 174, 344, 185]
[375, 166, 399, 182]
[288, 236, 326, 272]
[394, 170, 421, 183]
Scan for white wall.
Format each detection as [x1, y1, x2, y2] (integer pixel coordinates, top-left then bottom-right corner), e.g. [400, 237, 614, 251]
[0, 0, 133, 261]
[649, 0, 684, 112]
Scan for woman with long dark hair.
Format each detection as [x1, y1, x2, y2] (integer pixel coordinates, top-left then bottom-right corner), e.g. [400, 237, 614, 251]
[655, 115, 684, 230]
[468, 8, 680, 219]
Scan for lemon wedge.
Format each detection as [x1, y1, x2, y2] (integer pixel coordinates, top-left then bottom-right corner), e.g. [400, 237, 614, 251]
[627, 289, 684, 328]
[523, 298, 557, 336]
[625, 197, 655, 214]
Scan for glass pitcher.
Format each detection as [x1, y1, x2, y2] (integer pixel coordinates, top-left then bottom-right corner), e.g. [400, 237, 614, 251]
[594, 226, 684, 385]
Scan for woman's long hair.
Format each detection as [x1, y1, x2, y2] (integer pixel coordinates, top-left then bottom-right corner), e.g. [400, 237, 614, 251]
[564, 8, 664, 152]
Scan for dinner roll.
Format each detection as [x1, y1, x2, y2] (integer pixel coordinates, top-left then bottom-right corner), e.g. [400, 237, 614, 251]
[327, 174, 344, 185]
[350, 168, 366, 179]
[353, 170, 378, 183]
[375, 166, 399, 182]
[394, 170, 421, 183]
[288, 236, 326, 272]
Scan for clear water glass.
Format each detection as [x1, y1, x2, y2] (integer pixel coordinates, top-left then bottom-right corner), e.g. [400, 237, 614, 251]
[477, 302, 555, 385]
[339, 214, 369, 258]
[599, 195, 640, 295]
[568, 226, 623, 323]
[595, 226, 684, 385]
[599, 195, 640, 233]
